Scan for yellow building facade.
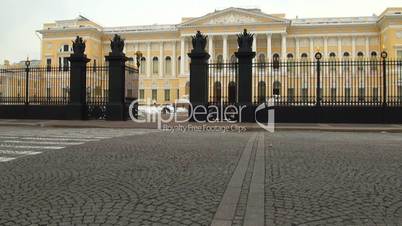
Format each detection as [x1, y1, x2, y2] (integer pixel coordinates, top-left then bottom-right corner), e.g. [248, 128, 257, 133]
[37, 7, 402, 104]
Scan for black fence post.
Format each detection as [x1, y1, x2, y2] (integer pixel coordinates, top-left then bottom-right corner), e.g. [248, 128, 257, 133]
[315, 52, 322, 107]
[235, 29, 256, 122]
[188, 31, 210, 121]
[24, 59, 30, 105]
[105, 34, 128, 121]
[68, 36, 90, 120]
[381, 51, 388, 107]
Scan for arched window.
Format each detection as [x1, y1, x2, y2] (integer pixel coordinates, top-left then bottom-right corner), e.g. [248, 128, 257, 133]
[357, 52, 364, 72]
[329, 53, 336, 72]
[217, 55, 223, 70]
[301, 53, 308, 59]
[230, 55, 237, 71]
[257, 81, 266, 103]
[343, 52, 350, 72]
[228, 81, 237, 104]
[177, 56, 181, 74]
[140, 57, 146, 74]
[287, 53, 294, 72]
[258, 54, 266, 63]
[152, 57, 159, 74]
[273, 53, 280, 70]
[257, 53, 265, 71]
[273, 81, 281, 96]
[370, 52, 378, 71]
[165, 56, 172, 75]
[214, 81, 221, 104]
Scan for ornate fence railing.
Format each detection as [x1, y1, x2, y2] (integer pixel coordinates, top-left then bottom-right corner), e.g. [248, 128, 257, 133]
[0, 66, 71, 105]
[206, 58, 402, 107]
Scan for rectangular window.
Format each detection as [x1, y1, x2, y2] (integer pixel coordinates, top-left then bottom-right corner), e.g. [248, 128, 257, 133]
[139, 89, 144, 99]
[164, 89, 170, 101]
[152, 89, 157, 101]
[301, 88, 308, 102]
[287, 88, 295, 102]
[372, 88, 379, 102]
[63, 58, 69, 71]
[46, 87, 51, 98]
[331, 88, 337, 102]
[63, 45, 69, 52]
[345, 88, 351, 102]
[358, 88, 365, 102]
[47, 58, 52, 72]
[127, 89, 133, 98]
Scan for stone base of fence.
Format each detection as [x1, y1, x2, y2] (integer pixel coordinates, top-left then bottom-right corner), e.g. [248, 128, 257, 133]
[0, 105, 88, 120]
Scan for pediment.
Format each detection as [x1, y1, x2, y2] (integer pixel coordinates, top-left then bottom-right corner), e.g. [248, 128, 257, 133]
[180, 8, 288, 27]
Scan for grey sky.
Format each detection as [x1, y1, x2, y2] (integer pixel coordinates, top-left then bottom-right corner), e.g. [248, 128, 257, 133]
[0, 0, 401, 63]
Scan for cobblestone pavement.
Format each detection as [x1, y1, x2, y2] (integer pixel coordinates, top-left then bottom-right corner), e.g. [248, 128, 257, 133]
[2, 127, 402, 226]
[0, 127, 248, 225]
[265, 131, 402, 226]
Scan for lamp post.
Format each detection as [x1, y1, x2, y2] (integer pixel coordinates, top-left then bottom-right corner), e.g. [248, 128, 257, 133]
[25, 57, 31, 105]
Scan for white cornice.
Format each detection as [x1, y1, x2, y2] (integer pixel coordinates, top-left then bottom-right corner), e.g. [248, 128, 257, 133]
[102, 39, 180, 44]
[180, 30, 287, 37]
[287, 32, 379, 38]
[43, 36, 101, 43]
[37, 27, 101, 34]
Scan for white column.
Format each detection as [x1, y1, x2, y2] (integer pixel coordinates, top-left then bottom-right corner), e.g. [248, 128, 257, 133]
[338, 38, 342, 57]
[223, 35, 228, 63]
[159, 42, 164, 78]
[253, 34, 257, 54]
[310, 38, 314, 60]
[266, 34, 272, 61]
[352, 36, 356, 58]
[208, 35, 214, 62]
[180, 37, 185, 75]
[147, 42, 151, 78]
[324, 37, 328, 58]
[281, 33, 287, 60]
[172, 41, 176, 77]
[365, 37, 370, 56]
[295, 38, 300, 59]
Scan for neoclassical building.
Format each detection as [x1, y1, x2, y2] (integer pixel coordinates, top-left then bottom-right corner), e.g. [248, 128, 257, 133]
[38, 7, 402, 104]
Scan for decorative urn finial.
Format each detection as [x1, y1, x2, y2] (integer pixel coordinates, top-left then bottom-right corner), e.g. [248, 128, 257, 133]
[237, 29, 254, 52]
[72, 36, 86, 56]
[191, 31, 208, 54]
[135, 51, 143, 68]
[110, 34, 125, 56]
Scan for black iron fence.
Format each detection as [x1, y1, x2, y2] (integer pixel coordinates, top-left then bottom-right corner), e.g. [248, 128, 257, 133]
[0, 66, 71, 105]
[207, 57, 402, 107]
[208, 62, 238, 105]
